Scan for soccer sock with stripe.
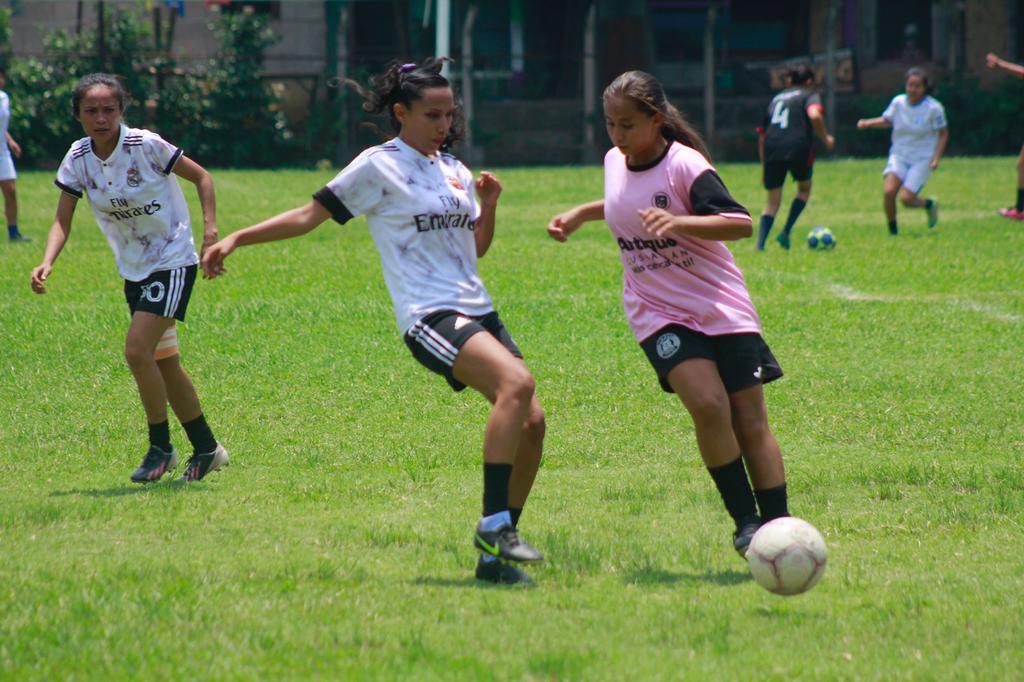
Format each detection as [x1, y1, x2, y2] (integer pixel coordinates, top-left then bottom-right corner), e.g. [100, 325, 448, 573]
[148, 420, 172, 451]
[755, 483, 789, 522]
[782, 198, 807, 236]
[756, 215, 775, 250]
[181, 413, 217, 454]
[707, 455, 758, 526]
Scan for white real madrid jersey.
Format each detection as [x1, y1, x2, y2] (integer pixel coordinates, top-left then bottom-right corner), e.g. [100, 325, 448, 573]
[882, 94, 947, 162]
[314, 137, 491, 333]
[55, 124, 198, 281]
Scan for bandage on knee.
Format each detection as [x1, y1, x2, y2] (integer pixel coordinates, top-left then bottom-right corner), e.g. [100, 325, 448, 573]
[154, 324, 179, 360]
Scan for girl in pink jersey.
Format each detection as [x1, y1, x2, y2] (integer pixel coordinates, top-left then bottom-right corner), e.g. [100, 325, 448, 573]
[548, 70, 790, 557]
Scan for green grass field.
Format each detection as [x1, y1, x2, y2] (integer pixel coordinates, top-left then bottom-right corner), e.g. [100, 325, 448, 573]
[2, 158, 1023, 680]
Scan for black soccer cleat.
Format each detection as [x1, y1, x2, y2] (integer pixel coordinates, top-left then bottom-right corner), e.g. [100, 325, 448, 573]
[475, 556, 533, 585]
[130, 445, 178, 483]
[177, 443, 229, 482]
[474, 523, 544, 563]
[733, 515, 762, 558]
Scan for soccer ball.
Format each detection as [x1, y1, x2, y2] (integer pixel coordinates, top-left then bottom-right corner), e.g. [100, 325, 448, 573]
[807, 226, 836, 250]
[746, 517, 827, 596]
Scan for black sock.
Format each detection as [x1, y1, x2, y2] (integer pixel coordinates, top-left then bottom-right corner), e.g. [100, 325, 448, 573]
[782, 198, 807, 235]
[509, 507, 523, 528]
[755, 483, 789, 522]
[924, 198, 934, 211]
[1016, 188, 1023, 212]
[756, 214, 775, 249]
[707, 456, 758, 526]
[148, 420, 171, 451]
[888, 220, 898, 235]
[482, 463, 513, 517]
[181, 414, 217, 454]
[7, 224, 19, 239]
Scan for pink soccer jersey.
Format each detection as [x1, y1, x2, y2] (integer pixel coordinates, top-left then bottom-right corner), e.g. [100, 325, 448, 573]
[603, 142, 760, 342]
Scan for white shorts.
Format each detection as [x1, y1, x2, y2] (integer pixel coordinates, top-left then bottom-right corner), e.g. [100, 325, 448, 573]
[0, 149, 15, 181]
[883, 154, 930, 194]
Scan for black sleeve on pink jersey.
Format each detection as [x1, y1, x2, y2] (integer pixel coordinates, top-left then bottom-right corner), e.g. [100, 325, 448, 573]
[313, 187, 354, 225]
[689, 170, 750, 217]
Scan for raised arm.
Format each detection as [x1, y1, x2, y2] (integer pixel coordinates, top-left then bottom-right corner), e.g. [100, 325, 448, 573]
[547, 199, 605, 242]
[473, 171, 501, 258]
[857, 116, 891, 130]
[173, 155, 218, 257]
[31, 193, 79, 293]
[201, 200, 331, 279]
[987, 52, 1024, 77]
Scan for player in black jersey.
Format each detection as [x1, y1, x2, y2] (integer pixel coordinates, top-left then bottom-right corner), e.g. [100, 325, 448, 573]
[756, 66, 835, 250]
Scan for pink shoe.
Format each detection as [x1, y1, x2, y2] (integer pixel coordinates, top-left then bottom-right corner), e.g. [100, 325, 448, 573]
[997, 207, 1024, 220]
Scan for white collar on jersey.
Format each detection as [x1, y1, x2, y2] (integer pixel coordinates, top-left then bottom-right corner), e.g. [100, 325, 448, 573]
[91, 123, 128, 163]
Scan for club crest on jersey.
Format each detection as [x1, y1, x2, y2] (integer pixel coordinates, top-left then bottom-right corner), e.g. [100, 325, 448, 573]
[446, 175, 464, 191]
[652, 192, 671, 209]
[126, 166, 141, 188]
[656, 332, 681, 359]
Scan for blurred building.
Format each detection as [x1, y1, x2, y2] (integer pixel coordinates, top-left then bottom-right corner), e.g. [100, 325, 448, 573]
[6, 0, 1022, 163]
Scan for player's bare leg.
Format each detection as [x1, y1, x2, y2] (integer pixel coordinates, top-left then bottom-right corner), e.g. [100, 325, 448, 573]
[730, 382, 789, 527]
[778, 179, 813, 249]
[454, 333, 544, 578]
[883, 173, 902, 235]
[757, 186, 783, 250]
[900, 186, 938, 228]
[668, 360, 761, 555]
[998, 144, 1024, 219]
[125, 312, 177, 482]
[1, 179, 25, 241]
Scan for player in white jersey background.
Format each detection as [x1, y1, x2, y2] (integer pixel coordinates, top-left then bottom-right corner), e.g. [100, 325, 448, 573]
[857, 67, 947, 236]
[202, 58, 547, 585]
[985, 52, 1024, 221]
[30, 73, 228, 485]
[0, 65, 27, 242]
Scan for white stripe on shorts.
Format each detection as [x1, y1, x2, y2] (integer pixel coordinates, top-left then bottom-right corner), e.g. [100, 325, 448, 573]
[164, 267, 184, 317]
[412, 320, 458, 366]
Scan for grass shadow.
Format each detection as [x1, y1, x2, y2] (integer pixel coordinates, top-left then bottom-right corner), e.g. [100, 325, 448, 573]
[624, 567, 751, 587]
[49, 481, 208, 498]
[411, 576, 536, 590]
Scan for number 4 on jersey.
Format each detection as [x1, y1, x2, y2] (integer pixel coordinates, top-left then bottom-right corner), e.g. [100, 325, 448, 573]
[770, 101, 789, 129]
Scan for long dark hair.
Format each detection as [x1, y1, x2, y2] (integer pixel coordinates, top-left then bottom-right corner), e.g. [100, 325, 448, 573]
[72, 73, 129, 118]
[346, 57, 463, 149]
[603, 70, 711, 162]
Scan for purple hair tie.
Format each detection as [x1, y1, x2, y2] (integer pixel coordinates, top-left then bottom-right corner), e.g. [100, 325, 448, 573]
[397, 63, 417, 75]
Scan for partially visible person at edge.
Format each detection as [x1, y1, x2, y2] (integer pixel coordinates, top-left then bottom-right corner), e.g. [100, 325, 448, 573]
[986, 52, 1024, 221]
[548, 70, 792, 558]
[201, 58, 546, 585]
[30, 73, 228, 484]
[0, 65, 26, 242]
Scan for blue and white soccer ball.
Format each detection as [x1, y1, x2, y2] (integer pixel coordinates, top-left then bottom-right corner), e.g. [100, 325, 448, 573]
[807, 226, 836, 250]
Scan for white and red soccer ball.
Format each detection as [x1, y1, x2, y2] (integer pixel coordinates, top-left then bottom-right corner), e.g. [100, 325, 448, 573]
[747, 516, 827, 596]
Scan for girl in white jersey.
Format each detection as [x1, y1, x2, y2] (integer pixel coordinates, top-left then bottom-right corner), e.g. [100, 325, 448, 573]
[548, 71, 791, 558]
[30, 73, 228, 484]
[0, 65, 27, 242]
[202, 58, 546, 584]
[857, 67, 947, 235]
